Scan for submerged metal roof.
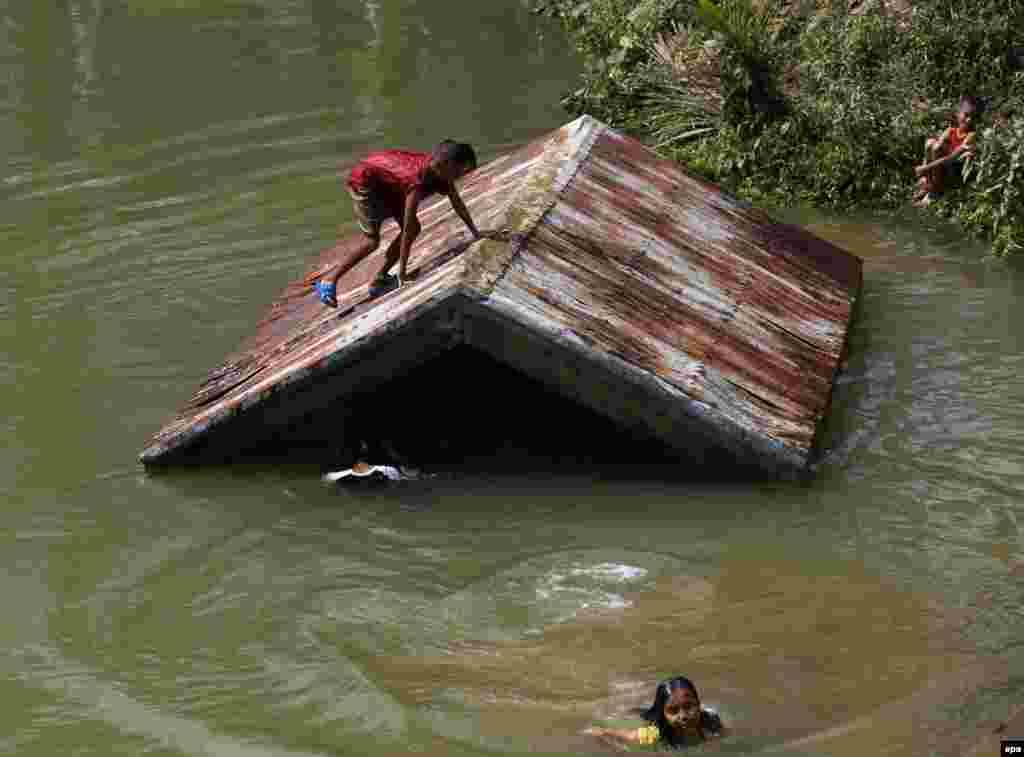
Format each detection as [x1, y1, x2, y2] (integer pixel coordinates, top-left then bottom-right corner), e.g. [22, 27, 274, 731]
[140, 115, 862, 473]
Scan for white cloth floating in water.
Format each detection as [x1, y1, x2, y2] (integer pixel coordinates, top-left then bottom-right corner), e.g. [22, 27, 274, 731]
[322, 462, 425, 483]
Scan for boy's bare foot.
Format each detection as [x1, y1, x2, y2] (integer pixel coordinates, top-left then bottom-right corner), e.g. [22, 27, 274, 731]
[397, 270, 420, 287]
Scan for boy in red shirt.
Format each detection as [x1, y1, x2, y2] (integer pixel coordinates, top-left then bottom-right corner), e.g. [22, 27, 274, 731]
[914, 95, 981, 206]
[314, 140, 481, 306]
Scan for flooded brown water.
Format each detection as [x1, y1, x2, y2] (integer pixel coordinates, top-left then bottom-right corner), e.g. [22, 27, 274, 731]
[2, 2, 1023, 755]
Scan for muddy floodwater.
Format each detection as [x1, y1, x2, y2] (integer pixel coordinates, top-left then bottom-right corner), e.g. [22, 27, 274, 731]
[2, 2, 1023, 755]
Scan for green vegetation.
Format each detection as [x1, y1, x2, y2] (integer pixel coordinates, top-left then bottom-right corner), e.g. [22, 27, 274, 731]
[534, 0, 1024, 256]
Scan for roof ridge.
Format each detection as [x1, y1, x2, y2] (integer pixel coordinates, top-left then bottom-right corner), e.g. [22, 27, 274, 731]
[460, 115, 606, 299]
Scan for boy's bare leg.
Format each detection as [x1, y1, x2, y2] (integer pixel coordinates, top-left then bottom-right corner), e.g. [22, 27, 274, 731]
[927, 140, 949, 195]
[922, 138, 938, 165]
[326, 235, 379, 288]
[371, 234, 402, 283]
[914, 139, 933, 200]
[928, 162, 946, 195]
[915, 138, 943, 199]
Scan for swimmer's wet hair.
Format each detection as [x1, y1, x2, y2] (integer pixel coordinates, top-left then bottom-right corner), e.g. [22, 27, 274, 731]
[432, 139, 477, 170]
[643, 676, 700, 723]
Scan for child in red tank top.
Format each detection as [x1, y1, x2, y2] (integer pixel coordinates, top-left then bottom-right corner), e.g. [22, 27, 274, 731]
[914, 95, 980, 206]
[313, 141, 481, 307]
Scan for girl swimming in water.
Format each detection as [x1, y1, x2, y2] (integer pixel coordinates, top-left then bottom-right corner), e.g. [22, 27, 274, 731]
[585, 676, 724, 749]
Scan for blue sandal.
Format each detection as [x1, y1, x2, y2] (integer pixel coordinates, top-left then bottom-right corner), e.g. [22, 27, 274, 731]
[368, 274, 398, 299]
[313, 281, 337, 307]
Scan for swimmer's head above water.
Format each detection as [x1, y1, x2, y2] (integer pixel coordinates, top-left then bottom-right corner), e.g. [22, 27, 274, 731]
[584, 676, 724, 748]
[643, 676, 723, 746]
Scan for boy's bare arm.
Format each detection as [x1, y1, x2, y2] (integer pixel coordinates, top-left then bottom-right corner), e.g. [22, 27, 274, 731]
[448, 185, 480, 238]
[398, 189, 425, 283]
[916, 140, 973, 175]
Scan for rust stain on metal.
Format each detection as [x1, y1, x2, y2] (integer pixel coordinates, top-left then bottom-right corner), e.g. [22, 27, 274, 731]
[140, 115, 861, 473]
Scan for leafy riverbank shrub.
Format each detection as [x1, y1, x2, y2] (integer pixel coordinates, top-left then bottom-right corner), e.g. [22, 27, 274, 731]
[532, 0, 693, 119]
[535, 0, 1024, 256]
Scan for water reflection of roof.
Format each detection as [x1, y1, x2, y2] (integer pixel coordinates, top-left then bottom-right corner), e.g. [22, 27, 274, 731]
[140, 115, 862, 475]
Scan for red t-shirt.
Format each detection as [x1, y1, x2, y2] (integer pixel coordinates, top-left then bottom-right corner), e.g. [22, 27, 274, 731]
[944, 126, 973, 152]
[347, 150, 451, 216]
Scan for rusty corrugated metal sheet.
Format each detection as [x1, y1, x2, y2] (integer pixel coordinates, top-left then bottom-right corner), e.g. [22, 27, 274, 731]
[487, 127, 856, 455]
[140, 116, 861, 472]
[139, 134, 551, 462]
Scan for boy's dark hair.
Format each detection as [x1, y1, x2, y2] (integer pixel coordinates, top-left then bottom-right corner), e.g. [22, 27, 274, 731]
[432, 140, 477, 170]
[640, 676, 722, 747]
[960, 94, 984, 115]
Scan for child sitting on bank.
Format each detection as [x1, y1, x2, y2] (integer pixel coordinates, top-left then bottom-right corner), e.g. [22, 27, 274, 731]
[914, 95, 981, 206]
[313, 140, 481, 307]
[585, 676, 725, 749]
